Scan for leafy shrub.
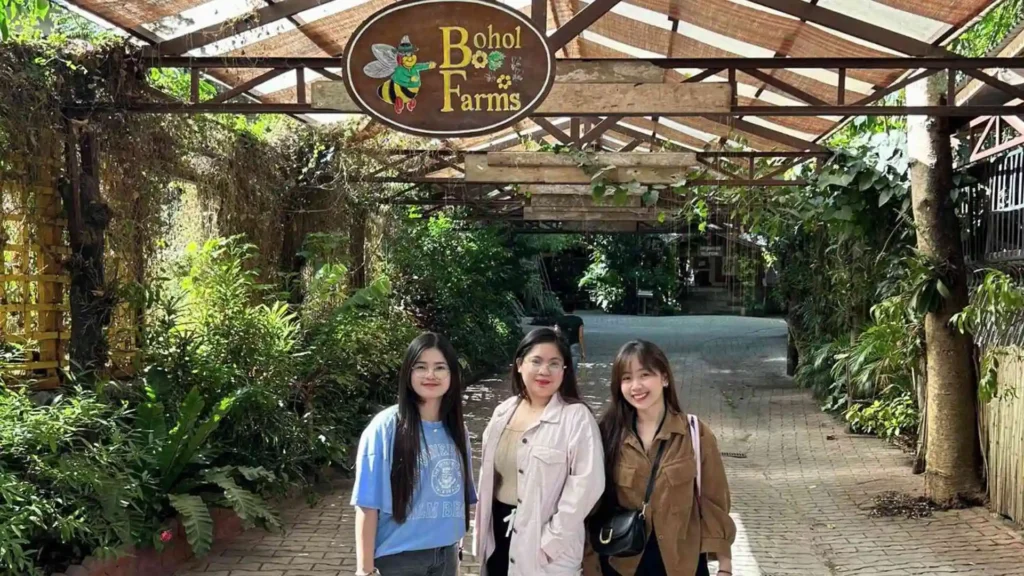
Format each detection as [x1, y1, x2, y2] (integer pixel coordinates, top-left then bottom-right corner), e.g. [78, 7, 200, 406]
[845, 393, 919, 440]
[579, 235, 678, 314]
[954, 269, 1024, 401]
[795, 337, 849, 412]
[386, 215, 522, 373]
[136, 386, 280, 556]
[140, 237, 312, 485]
[832, 297, 923, 401]
[0, 388, 142, 575]
[297, 298, 420, 466]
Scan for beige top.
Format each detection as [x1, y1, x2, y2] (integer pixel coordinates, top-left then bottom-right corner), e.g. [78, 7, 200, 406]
[494, 424, 526, 505]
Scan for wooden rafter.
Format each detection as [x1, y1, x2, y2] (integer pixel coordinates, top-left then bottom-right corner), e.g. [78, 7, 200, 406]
[547, 0, 623, 51]
[701, 116, 827, 152]
[578, 116, 624, 145]
[154, 0, 336, 55]
[532, 118, 573, 144]
[743, 0, 952, 57]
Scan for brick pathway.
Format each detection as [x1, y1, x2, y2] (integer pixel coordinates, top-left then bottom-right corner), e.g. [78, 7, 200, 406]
[176, 314, 1024, 576]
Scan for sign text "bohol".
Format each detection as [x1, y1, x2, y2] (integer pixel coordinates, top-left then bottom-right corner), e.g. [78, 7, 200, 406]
[342, 0, 555, 137]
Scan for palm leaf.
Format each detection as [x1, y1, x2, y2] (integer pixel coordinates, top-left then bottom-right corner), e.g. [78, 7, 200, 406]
[203, 469, 281, 531]
[169, 493, 214, 556]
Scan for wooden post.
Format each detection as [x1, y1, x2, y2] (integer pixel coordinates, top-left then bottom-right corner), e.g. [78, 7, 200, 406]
[36, 130, 64, 389]
[62, 126, 113, 374]
[907, 73, 983, 504]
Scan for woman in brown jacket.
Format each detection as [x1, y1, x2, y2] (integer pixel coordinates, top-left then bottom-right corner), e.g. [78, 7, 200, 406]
[584, 340, 736, 576]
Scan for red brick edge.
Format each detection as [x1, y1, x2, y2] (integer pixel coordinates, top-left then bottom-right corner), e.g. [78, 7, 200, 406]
[52, 508, 244, 576]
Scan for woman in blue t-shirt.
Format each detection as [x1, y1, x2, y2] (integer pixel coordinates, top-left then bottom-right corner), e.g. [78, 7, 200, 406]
[352, 332, 477, 576]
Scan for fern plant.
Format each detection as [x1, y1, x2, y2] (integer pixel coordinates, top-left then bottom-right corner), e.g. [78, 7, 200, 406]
[136, 386, 281, 556]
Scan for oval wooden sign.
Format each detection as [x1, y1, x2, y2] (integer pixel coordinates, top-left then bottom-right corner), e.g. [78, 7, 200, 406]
[343, 0, 555, 137]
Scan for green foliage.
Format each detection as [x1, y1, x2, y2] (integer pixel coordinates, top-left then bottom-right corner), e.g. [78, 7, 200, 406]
[386, 214, 523, 373]
[297, 299, 420, 466]
[795, 338, 850, 412]
[954, 269, 1024, 401]
[950, 0, 1024, 58]
[139, 237, 311, 483]
[167, 494, 213, 557]
[845, 393, 919, 440]
[0, 389, 143, 575]
[579, 235, 678, 314]
[833, 296, 924, 401]
[0, 0, 48, 40]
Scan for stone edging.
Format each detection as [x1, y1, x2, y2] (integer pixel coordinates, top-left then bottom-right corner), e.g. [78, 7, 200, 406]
[51, 508, 243, 576]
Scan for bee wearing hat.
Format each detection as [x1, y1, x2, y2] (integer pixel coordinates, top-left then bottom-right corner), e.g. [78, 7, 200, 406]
[363, 36, 437, 114]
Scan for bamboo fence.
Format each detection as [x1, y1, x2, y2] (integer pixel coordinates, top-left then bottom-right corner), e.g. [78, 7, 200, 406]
[1, 131, 69, 389]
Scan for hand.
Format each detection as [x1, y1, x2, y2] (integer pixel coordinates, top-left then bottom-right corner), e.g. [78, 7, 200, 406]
[427, 61, 437, 69]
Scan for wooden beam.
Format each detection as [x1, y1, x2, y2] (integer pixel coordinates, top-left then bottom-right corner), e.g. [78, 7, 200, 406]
[700, 116, 828, 152]
[484, 151, 698, 167]
[155, 0, 335, 55]
[524, 206, 659, 221]
[619, 138, 643, 152]
[742, 68, 829, 107]
[532, 0, 547, 29]
[531, 118, 573, 144]
[466, 152, 696, 183]
[578, 116, 624, 146]
[209, 68, 287, 104]
[742, 0, 951, 57]
[961, 69, 1024, 103]
[311, 82, 732, 116]
[555, 61, 664, 83]
[547, 0, 623, 51]
[536, 83, 730, 115]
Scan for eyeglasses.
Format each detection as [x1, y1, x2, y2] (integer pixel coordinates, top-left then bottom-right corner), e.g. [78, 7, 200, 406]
[524, 357, 565, 373]
[412, 365, 450, 377]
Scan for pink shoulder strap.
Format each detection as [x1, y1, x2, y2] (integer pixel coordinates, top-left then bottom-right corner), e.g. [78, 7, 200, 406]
[688, 414, 701, 496]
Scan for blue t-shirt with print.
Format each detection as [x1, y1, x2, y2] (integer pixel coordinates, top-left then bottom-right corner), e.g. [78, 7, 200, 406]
[351, 406, 478, 558]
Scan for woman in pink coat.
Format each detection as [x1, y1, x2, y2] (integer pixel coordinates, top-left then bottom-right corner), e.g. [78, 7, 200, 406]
[474, 328, 605, 576]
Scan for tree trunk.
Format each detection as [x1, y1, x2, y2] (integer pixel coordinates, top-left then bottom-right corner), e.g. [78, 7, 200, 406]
[62, 126, 113, 374]
[913, 354, 928, 474]
[349, 206, 367, 290]
[279, 193, 308, 306]
[907, 75, 984, 503]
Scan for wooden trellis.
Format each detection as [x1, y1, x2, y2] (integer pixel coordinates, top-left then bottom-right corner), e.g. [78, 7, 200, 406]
[1, 132, 69, 389]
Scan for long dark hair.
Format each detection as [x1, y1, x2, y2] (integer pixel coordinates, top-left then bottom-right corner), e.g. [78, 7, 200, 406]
[598, 340, 682, 502]
[390, 332, 471, 528]
[510, 327, 585, 405]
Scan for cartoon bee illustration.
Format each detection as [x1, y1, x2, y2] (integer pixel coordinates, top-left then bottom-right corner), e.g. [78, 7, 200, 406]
[363, 35, 437, 114]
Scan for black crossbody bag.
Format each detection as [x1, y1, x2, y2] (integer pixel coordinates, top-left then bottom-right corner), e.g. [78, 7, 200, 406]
[589, 440, 668, 558]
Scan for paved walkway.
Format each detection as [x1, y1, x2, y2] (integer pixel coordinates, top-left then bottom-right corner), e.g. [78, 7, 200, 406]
[176, 314, 1024, 576]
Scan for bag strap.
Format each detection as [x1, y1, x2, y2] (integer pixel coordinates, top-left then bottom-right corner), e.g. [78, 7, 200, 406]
[688, 414, 702, 496]
[640, 439, 668, 513]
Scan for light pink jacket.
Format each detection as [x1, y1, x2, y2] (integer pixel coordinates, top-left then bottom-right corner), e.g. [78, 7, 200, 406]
[473, 393, 605, 576]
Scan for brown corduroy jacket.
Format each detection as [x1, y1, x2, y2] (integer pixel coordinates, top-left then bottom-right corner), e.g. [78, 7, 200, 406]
[583, 410, 736, 576]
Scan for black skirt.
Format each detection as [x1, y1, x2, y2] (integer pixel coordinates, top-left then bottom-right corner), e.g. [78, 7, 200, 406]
[598, 530, 710, 576]
[486, 500, 516, 576]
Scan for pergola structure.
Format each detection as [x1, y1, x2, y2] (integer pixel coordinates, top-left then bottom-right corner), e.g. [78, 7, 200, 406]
[60, 0, 1024, 232]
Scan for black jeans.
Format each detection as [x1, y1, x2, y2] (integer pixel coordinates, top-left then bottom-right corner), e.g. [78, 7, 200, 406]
[598, 530, 710, 576]
[485, 500, 517, 576]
